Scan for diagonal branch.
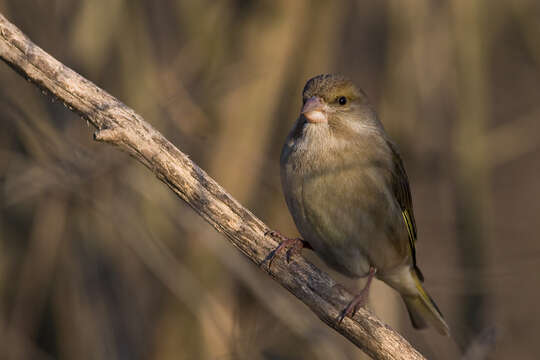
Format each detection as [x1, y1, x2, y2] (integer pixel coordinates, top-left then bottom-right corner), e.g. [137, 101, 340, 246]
[0, 13, 425, 360]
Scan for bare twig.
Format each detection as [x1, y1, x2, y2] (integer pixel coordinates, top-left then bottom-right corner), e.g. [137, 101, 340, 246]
[0, 13, 426, 360]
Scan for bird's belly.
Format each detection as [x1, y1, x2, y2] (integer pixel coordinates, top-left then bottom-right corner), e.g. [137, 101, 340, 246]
[284, 164, 405, 278]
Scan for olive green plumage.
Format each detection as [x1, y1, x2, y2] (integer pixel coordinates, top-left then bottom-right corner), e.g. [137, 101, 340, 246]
[280, 74, 449, 335]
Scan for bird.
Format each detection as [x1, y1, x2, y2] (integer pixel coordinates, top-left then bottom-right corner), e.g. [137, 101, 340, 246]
[272, 73, 449, 335]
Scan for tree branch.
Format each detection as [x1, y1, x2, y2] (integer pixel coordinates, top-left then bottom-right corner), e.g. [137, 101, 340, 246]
[0, 13, 425, 360]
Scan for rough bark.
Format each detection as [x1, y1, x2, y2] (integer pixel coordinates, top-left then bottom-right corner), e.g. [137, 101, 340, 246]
[0, 13, 425, 360]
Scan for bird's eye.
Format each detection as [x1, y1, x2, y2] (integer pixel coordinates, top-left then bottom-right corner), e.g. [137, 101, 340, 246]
[338, 96, 347, 105]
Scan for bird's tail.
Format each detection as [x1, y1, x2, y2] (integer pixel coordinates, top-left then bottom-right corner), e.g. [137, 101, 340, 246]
[402, 269, 450, 336]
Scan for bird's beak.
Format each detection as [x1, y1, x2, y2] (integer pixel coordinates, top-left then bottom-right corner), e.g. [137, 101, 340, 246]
[302, 96, 328, 123]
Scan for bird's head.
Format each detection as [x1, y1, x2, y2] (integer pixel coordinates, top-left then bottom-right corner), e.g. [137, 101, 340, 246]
[300, 74, 378, 135]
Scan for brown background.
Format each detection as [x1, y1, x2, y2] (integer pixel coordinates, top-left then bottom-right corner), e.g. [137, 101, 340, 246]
[0, 1, 539, 359]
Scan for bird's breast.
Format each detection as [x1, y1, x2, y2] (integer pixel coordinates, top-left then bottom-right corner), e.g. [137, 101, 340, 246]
[280, 129, 407, 277]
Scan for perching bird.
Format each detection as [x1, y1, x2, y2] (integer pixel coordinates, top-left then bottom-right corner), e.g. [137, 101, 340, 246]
[275, 74, 449, 335]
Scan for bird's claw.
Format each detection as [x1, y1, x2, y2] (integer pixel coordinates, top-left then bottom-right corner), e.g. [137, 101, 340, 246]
[337, 293, 368, 323]
[264, 230, 308, 269]
[336, 267, 376, 323]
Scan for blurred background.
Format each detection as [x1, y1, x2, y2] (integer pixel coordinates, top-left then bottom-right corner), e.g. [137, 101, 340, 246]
[0, 0, 539, 359]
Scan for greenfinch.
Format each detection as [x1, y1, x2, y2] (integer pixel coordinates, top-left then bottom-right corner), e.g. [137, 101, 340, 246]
[277, 74, 449, 335]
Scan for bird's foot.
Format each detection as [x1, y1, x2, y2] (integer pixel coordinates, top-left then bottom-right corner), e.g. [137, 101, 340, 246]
[337, 291, 369, 323]
[337, 267, 377, 323]
[264, 230, 311, 269]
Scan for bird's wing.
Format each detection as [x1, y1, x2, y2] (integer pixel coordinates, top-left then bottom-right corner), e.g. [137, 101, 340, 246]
[386, 141, 423, 280]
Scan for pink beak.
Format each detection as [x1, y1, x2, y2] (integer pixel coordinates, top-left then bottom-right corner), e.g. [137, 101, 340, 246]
[302, 96, 328, 123]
